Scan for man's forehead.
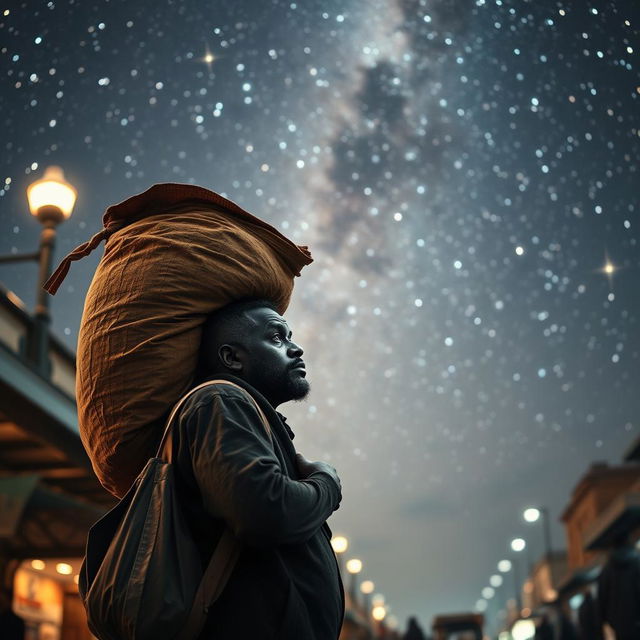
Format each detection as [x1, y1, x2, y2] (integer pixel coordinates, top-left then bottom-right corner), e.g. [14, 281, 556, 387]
[242, 306, 288, 328]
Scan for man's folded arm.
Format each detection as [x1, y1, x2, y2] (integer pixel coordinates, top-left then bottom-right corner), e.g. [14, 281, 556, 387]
[184, 393, 341, 547]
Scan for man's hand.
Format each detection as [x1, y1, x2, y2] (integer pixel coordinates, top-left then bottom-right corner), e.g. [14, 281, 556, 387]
[295, 453, 342, 509]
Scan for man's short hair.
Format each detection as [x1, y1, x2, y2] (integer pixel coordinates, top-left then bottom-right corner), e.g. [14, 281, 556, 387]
[198, 297, 278, 375]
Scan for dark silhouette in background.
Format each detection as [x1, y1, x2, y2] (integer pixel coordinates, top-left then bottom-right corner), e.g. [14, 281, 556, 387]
[596, 535, 640, 640]
[0, 588, 25, 640]
[403, 616, 428, 640]
[534, 614, 554, 640]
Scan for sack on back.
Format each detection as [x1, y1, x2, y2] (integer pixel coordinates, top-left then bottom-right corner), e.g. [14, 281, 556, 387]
[46, 182, 312, 498]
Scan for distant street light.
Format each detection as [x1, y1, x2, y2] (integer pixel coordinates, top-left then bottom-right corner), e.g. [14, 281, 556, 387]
[360, 579, 375, 622]
[482, 586, 495, 599]
[346, 558, 363, 574]
[330, 535, 348, 578]
[331, 535, 348, 554]
[0, 166, 76, 375]
[498, 559, 512, 573]
[490, 574, 503, 588]
[509, 540, 527, 613]
[372, 593, 385, 607]
[346, 558, 363, 603]
[523, 506, 553, 562]
[511, 538, 526, 552]
[360, 580, 375, 594]
[372, 605, 386, 621]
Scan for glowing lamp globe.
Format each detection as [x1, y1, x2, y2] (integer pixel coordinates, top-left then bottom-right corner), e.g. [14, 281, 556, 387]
[523, 508, 541, 523]
[360, 580, 375, 594]
[511, 537, 526, 552]
[27, 166, 77, 224]
[331, 535, 348, 554]
[346, 558, 363, 574]
[498, 559, 512, 572]
[372, 605, 386, 621]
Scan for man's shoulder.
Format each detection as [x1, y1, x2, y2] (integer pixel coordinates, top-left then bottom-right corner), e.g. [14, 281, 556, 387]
[182, 380, 255, 412]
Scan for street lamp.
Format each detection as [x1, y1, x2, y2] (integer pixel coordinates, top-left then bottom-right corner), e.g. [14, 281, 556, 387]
[360, 581, 375, 624]
[509, 539, 526, 614]
[330, 535, 348, 577]
[498, 559, 512, 573]
[510, 538, 526, 552]
[0, 166, 76, 375]
[523, 506, 553, 562]
[346, 558, 363, 603]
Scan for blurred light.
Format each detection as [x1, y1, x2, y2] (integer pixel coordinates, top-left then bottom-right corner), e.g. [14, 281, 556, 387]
[56, 562, 73, 575]
[498, 559, 512, 572]
[523, 507, 541, 522]
[603, 261, 616, 275]
[545, 588, 558, 601]
[360, 580, 375, 594]
[372, 593, 385, 607]
[512, 619, 536, 640]
[372, 605, 387, 621]
[511, 537, 526, 552]
[569, 593, 584, 610]
[482, 586, 495, 599]
[27, 166, 76, 219]
[73, 574, 79, 585]
[31, 560, 45, 571]
[346, 558, 363, 574]
[490, 574, 503, 587]
[331, 536, 348, 554]
[475, 598, 487, 612]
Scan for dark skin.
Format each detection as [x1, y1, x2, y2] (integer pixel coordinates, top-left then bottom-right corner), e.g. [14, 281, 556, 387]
[211, 305, 341, 490]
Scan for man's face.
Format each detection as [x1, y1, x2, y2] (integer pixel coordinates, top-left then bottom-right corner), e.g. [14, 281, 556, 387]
[231, 306, 310, 407]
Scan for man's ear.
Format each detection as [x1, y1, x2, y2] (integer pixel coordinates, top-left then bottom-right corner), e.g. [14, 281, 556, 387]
[218, 344, 243, 372]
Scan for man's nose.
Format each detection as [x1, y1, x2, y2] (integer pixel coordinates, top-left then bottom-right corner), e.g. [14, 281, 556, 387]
[288, 341, 303, 357]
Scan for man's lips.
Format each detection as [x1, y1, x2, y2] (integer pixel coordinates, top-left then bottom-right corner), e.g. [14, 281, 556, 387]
[291, 361, 306, 374]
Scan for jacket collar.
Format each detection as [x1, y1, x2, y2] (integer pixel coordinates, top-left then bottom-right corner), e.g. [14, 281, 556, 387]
[199, 372, 296, 440]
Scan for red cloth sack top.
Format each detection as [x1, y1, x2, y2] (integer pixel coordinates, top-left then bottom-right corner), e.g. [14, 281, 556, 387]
[47, 183, 312, 498]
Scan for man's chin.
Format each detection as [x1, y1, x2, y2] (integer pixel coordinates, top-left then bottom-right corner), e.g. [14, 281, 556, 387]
[288, 377, 311, 403]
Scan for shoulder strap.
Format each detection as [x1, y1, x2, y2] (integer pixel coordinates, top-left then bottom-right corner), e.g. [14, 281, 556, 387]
[167, 379, 272, 639]
[157, 378, 272, 459]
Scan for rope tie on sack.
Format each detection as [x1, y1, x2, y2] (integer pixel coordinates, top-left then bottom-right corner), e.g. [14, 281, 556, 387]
[44, 222, 125, 295]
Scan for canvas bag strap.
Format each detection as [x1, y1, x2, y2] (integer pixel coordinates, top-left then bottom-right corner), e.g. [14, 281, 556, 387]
[164, 379, 273, 640]
[157, 378, 272, 460]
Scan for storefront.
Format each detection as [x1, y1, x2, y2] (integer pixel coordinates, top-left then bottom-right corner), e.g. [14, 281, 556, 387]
[12, 557, 91, 640]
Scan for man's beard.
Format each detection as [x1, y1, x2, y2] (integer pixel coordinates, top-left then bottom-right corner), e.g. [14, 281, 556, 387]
[252, 366, 310, 405]
[285, 371, 311, 403]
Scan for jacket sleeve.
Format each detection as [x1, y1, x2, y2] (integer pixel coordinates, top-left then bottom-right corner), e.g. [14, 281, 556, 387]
[183, 391, 341, 548]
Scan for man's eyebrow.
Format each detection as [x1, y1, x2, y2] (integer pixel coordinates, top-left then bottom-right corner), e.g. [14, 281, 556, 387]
[265, 319, 292, 337]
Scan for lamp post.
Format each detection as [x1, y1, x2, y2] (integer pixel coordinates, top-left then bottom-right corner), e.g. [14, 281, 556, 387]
[360, 579, 375, 623]
[0, 166, 76, 376]
[510, 538, 526, 615]
[330, 535, 348, 578]
[523, 506, 553, 563]
[346, 557, 363, 604]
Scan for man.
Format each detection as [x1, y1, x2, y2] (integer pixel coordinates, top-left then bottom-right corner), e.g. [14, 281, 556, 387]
[170, 297, 345, 639]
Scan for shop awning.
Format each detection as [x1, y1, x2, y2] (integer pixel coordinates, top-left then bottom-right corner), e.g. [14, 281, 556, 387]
[0, 475, 105, 558]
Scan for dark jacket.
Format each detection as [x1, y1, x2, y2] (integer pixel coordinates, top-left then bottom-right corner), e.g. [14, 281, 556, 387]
[596, 544, 640, 640]
[170, 373, 345, 639]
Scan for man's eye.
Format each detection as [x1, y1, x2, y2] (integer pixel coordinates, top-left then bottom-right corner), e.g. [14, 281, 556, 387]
[271, 333, 283, 343]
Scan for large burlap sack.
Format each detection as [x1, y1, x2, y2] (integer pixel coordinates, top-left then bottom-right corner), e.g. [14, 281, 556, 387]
[45, 183, 312, 498]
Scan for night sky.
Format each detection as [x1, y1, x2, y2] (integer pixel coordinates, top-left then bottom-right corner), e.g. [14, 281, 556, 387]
[1, 0, 639, 633]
